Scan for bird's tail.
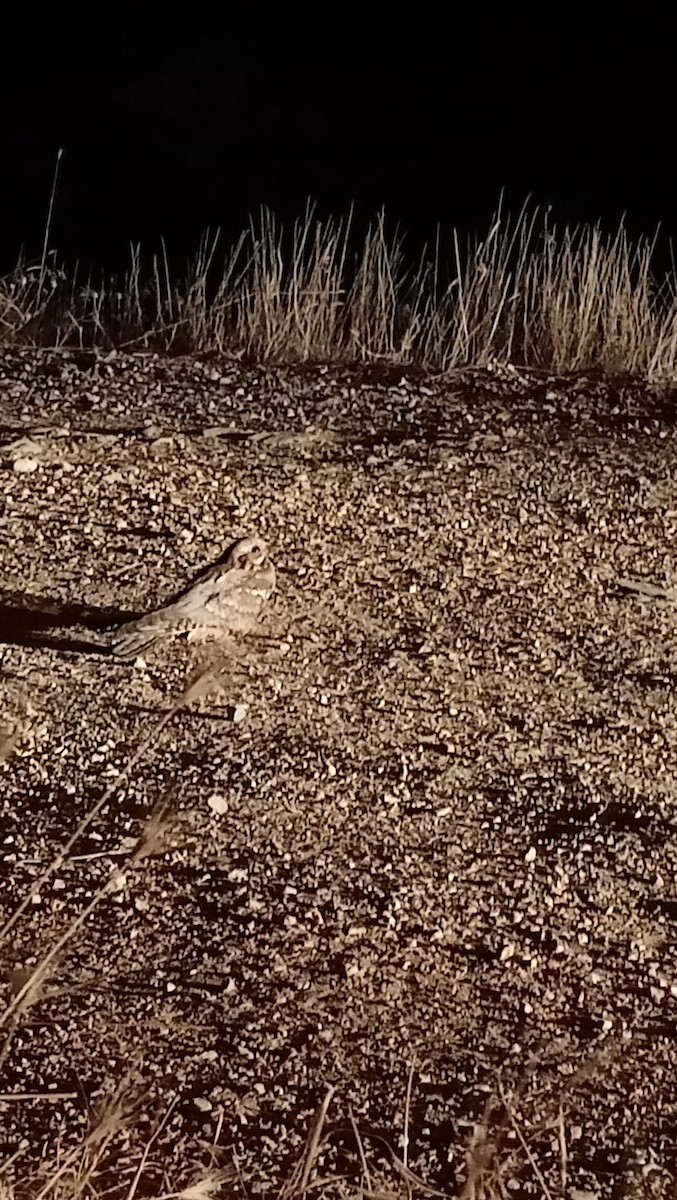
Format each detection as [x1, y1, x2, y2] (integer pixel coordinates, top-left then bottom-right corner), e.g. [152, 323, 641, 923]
[110, 614, 174, 661]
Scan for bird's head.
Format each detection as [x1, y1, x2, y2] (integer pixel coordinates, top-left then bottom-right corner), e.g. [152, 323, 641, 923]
[227, 535, 269, 571]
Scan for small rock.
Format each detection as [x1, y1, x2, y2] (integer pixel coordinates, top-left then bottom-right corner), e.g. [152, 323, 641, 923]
[13, 456, 39, 474]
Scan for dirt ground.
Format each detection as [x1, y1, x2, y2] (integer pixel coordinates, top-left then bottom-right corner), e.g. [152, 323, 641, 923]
[2, 349, 677, 1198]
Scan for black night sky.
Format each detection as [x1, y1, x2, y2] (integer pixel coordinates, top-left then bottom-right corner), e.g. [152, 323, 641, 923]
[1, 6, 674, 271]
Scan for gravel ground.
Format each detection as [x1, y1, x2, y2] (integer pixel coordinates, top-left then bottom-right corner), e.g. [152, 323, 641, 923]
[1, 349, 677, 1198]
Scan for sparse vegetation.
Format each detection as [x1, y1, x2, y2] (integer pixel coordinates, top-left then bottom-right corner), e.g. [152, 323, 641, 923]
[2, 202, 677, 377]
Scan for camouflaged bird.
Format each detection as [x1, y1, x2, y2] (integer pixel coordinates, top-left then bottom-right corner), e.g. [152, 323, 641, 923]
[111, 535, 276, 660]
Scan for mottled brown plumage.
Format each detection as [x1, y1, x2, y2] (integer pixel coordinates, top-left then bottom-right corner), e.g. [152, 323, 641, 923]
[111, 535, 275, 660]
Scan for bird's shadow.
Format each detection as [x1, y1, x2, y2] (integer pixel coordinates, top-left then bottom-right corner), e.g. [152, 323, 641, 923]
[0, 590, 142, 656]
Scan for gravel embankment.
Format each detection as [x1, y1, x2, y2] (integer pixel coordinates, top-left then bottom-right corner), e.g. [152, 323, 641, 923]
[1, 350, 677, 1197]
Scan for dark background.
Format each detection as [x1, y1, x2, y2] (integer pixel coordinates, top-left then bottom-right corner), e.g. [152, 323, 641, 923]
[0, 6, 674, 272]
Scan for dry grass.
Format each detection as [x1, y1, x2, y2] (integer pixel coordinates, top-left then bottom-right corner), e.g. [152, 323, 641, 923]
[0, 666, 238, 1200]
[0, 1070, 567, 1200]
[2, 201, 677, 377]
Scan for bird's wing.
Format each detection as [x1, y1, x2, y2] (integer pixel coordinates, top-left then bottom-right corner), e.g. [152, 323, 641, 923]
[164, 563, 274, 625]
[160, 566, 244, 621]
